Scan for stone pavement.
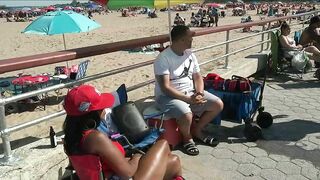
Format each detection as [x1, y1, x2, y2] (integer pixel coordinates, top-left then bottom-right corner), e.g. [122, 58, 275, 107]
[1, 64, 320, 180]
[174, 69, 320, 180]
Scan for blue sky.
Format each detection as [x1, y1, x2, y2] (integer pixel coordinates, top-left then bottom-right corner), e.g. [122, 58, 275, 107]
[0, 0, 89, 7]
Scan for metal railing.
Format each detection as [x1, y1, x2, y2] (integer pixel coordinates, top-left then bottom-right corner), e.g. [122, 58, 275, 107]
[0, 10, 318, 164]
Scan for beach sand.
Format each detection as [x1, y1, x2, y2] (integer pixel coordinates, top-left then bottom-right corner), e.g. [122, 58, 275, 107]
[0, 8, 274, 149]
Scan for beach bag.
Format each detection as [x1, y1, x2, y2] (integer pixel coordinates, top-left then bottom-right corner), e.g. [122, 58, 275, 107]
[204, 74, 251, 92]
[291, 51, 309, 72]
[112, 101, 150, 144]
[204, 73, 225, 90]
[227, 75, 251, 92]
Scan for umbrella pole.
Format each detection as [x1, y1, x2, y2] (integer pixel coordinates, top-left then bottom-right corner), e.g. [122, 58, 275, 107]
[62, 34, 69, 68]
[167, 0, 172, 44]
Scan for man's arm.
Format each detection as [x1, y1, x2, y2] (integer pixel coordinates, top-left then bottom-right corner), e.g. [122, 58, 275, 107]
[193, 72, 204, 95]
[156, 74, 190, 103]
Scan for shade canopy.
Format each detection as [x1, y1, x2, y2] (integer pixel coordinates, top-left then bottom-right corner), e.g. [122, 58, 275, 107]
[22, 10, 101, 35]
[96, 0, 202, 9]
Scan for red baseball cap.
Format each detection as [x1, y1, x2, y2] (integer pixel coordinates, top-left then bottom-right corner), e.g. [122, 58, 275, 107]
[63, 85, 114, 116]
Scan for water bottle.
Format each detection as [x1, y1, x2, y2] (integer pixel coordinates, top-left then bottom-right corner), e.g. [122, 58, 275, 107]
[50, 126, 57, 148]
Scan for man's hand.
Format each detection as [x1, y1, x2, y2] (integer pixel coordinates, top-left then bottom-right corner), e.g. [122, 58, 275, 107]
[187, 93, 207, 104]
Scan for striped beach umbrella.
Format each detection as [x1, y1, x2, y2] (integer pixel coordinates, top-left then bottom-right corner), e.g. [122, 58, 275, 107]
[94, 0, 203, 42]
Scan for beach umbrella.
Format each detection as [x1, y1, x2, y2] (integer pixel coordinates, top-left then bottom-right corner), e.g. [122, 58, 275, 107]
[21, 7, 32, 12]
[206, 3, 222, 8]
[94, 0, 202, 42]
[45, 6, 56, 12]
[22, 10, 101, 65]
[63, 6, 73, 10]
[32, 8, 42, 12]
[104, 0, 201, 9]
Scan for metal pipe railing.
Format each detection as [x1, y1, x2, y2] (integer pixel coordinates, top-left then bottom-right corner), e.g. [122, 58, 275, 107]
[0, 10, 318, 74]
[0, 11, 318, 163]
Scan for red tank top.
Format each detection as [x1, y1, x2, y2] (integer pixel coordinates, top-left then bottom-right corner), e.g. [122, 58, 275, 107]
[81, 130, 125, 177]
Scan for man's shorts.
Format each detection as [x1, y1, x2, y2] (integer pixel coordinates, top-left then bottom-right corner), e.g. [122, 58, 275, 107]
[155, 91, 221, 119]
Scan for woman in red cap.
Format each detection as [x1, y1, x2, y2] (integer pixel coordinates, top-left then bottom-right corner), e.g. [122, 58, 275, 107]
[63, 85, 183, 180]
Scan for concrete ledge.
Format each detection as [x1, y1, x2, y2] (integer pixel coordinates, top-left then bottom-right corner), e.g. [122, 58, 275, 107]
[0, 51, 271, 179]
[0, 137, 69, 180]
[214, 51, 270, 78]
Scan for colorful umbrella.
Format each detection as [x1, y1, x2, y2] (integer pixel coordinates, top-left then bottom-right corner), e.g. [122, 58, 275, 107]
[206, 3, 222, 8]
[22, 10, 101, 65]
[63, 6, 73, 10]
[94, 0, 202, 42]
[45, 6, 56, 12]
[98, 0, 201, 9]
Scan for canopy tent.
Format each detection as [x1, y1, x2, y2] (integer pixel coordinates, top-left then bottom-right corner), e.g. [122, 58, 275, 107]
[94, 0, 202, 43]
[94, 0, 201, 9]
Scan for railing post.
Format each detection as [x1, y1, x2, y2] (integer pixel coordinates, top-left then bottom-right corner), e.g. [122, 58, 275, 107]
[224, 30, 230, 69]
[266, 22, 271, 50]
[0, 99, 13, 164]
[260, 25, 265, 52]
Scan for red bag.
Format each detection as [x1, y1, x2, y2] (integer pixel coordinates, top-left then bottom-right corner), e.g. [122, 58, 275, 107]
[204, 73, 225, 90]
[231, 75, 251, 92]
[204, 74, 251, 92]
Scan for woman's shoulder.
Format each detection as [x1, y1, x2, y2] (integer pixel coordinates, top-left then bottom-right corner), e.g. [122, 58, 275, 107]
[82, 129, 108, 147]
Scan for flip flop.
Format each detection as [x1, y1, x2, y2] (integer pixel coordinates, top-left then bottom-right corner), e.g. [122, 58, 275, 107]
[197, 136, 219, 147]
[182, 142, 199, 156]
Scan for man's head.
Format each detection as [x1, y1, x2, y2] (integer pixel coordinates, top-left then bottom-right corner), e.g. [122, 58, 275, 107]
[309, 15, 320, 28]
[171, 25, 194, 50]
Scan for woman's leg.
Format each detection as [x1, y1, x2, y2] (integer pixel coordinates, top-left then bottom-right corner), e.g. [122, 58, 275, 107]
[133, 140, 181, 180]
[163, 154, 182, 180]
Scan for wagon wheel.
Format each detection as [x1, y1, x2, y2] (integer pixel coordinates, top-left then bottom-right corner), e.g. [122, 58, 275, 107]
[256, 111, 273, 128]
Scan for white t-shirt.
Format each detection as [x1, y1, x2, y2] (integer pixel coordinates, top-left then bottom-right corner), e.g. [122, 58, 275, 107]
[154, 47, 200, 97]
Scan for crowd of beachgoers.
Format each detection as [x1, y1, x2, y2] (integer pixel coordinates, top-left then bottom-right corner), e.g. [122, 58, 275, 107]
[0, 0, 319, 153]
[0, 1, 317, 23]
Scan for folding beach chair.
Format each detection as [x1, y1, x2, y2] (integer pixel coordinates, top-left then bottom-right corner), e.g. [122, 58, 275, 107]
[66, 154, 104, 180]
[52, 60, 90, 99]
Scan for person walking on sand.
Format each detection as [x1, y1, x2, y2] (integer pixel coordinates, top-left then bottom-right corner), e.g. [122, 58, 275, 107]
[153, 25, 224, 156]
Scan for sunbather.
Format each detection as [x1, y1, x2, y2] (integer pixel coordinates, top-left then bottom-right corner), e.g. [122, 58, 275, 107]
[63, 85, 183, 180]
[279, 22, 320, 61]
[174, 13, 185, 26]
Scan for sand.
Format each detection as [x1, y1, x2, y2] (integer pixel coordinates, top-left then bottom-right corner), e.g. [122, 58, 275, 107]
[0, 8, 277, 150]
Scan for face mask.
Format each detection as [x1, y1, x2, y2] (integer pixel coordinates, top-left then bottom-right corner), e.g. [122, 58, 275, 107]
[101, 108, 119, 136]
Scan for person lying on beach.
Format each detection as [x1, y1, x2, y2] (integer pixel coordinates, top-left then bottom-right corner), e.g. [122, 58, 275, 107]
[153, 25, 223, 156]
[63, 85, 183, 180]
[280, 21, 320, 61]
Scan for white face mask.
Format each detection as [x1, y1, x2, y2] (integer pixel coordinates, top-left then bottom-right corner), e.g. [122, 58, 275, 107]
[101, 108, 119, 136]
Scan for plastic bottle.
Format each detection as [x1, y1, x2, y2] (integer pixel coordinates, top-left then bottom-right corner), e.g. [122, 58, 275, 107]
[50, 126, 57, 148]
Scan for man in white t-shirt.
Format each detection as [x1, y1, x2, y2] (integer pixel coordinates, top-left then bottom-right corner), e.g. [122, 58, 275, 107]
[154, 25, 223, 156]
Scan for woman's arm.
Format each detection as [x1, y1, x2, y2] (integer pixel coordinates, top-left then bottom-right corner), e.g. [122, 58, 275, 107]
[279, 35, 297, 49]
[84, 131, 141, 178]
